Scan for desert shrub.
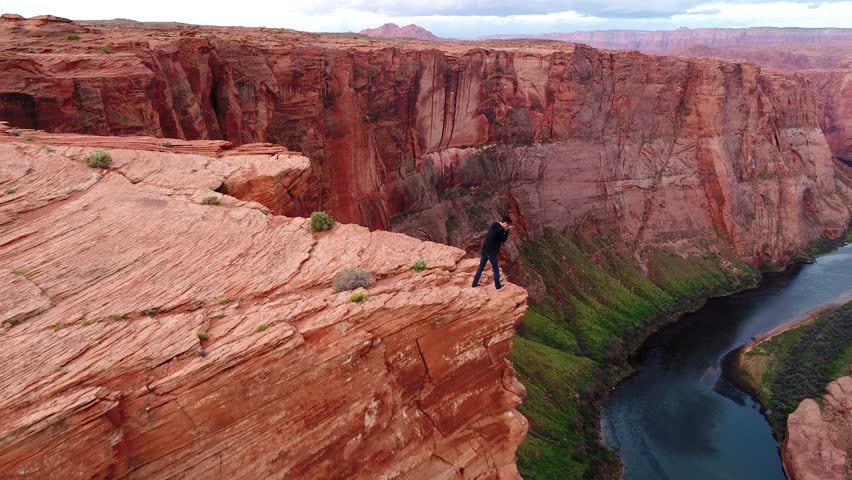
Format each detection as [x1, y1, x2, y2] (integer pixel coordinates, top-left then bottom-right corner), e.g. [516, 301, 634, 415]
[350, 292, 368, 303]
[413, 259, 427, 272]
[162, 141, 172, 148]
[197, 332, 210, 341]
[332, 268, 373, 293]
[310, 211, 335, 231]
[82, 319, 94, 326]
[66, 34, 80, 40]
[256, 324, 268, 332]
[99, 46, 112, 54]
[202, 196, 220, 205]
[111, 314, 125, 321]
[22, 134, 35, 141]
[85, 150, 112, 169]
[8, 129, 21, 136]
[4, 188, 16, 195]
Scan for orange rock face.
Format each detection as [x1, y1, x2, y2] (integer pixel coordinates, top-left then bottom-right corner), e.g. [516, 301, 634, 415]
[0, 16, 849, 265]
[0, 134, 528, 479]
[783, 376, 852, 480]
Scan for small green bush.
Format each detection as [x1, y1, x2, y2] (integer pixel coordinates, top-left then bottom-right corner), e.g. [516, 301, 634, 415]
[53, 325, 62, 332]
[218, 297, 231, 305]
[99, 46, 113, 54]
[82, 319, 94, 326]
[350, 292, 368, 303]
[8, 129, 22, 137]
[162, 141, 172, 148]
[4, 188, 16, 195]
[5, 318, 21, 326]
[197, 332, 210, 341]
[111, 314, 125, 321]
[413, 259, 427, 272]
[66, 34, 80, 40]
[310, 211, 335, 231]
[144, 308, 158, 317]
[202, 196, 220, 205]
[42, 145, 55, 153]
[22, 134, 35, 141]
[332, 268, 373, 293]
[85, 150, 112, 169]
[256, 324, 268, 332]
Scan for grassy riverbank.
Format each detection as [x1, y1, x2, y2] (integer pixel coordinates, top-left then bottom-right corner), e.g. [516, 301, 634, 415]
[510, 230, 759, 479]
[738, 301, 852, 436]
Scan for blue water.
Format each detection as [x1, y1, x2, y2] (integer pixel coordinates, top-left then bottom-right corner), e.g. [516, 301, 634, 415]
[602, 244, 852, 480]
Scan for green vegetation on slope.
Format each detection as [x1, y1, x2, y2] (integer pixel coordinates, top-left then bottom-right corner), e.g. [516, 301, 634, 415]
[511, 230, 758, 479]
[740, 301, 852, 436]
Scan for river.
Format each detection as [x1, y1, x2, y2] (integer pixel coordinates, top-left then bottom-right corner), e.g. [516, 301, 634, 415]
[601, 243, 852, 480]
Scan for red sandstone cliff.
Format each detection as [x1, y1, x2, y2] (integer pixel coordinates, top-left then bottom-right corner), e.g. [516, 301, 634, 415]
[671, 43, 852, 160]
[0, 130, 528, 479]
[783, 376, 852, 480]
[0, 16, 849, 266]
[359, 23, 441, 41]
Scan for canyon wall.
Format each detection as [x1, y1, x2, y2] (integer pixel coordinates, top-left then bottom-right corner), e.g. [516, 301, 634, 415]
[0, 15, 849, 266]
[672, 43, 852, 160]
[783, 376, 852, 480]
[0, 130, 528, 479]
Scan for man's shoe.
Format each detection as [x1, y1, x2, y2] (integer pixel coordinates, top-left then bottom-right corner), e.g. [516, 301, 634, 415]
[496, 285, 505, 291]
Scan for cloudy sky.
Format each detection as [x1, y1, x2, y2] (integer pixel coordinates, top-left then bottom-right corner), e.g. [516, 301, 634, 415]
[10, 1, 852, 38]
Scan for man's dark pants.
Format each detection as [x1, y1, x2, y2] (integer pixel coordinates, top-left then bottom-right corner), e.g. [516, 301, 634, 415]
[472, 251, 501, 288]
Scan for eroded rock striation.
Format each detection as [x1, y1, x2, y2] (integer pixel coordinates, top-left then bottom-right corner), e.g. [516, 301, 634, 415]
[783, 376, 852, 480]
[0, 132, 528, 479]
[0, 16, 849, 265]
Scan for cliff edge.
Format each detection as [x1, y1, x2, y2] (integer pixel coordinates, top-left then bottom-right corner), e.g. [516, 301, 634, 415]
[0, 130, 528, 479]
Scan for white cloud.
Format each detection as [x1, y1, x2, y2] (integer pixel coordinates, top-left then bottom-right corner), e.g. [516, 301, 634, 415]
[7, 1, 852, 38]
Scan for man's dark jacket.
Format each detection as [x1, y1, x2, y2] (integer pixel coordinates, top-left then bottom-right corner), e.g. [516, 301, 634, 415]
[482, 223, 509, 256]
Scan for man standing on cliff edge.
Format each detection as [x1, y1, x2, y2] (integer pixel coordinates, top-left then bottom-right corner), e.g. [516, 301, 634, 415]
[472, 216, 512, 290]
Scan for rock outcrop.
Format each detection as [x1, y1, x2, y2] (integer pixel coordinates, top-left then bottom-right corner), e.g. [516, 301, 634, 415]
[0, 16, 849, 266]
[783, 375, 852, 480]
[0, 132, 528, 479]
[359, 23, 441, 41]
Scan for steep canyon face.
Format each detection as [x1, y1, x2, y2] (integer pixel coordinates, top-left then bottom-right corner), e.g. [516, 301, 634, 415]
[0, 127, 528, 479]
[0, 15, 849, 268]
[672, 42, 852, 160]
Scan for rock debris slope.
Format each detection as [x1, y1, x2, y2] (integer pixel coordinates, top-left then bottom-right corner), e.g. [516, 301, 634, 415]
[0, 132, 528, 479]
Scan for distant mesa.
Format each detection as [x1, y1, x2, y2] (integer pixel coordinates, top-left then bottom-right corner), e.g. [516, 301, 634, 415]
[359, 23, 440, 41]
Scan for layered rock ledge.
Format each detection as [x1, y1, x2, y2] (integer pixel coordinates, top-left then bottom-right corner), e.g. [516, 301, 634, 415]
[0, 134, 528, 479]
